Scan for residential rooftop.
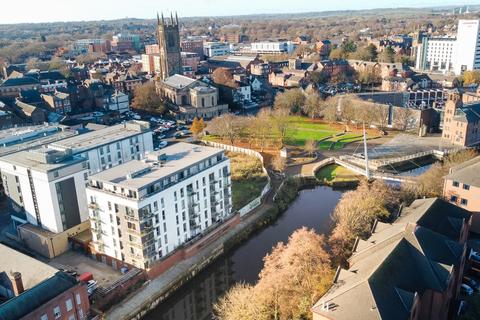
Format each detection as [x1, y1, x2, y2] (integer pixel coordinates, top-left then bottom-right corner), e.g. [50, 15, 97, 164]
[0, 243, 58, 291]
[444, 156, 480, 188]
[0, 124, 76, 157]
[0, 147, 85, 173]
[48, 120, 150, 154]
[312, 198, 470, 320]
[89, 142, 224, 190]
[0, 272, 78, 320]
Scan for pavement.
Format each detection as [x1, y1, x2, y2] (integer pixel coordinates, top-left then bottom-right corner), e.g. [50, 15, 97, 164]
[105, 175, 282, 320]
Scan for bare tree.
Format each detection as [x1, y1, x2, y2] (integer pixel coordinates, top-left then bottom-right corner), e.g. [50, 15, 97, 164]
[394, 107, 415, 131]
[207, 114, 244, 145]
[272, 108, 292, 148]
[302, 91, 327, 119]
[271, 155, 287, 173]
[304, 139, 317, 157]
[132, 82, 165, 113]
[373, 103, 390, 130]
[274, 88, 305, 114]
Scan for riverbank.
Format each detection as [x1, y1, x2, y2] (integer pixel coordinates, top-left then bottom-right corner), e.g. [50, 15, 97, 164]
[144, 184, 346, 319]
[105, 173, 336, 319]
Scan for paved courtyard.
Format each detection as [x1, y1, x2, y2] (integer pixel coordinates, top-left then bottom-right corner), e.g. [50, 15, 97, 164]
[368, 133, 459, 159]
[49, 251, 123, 288]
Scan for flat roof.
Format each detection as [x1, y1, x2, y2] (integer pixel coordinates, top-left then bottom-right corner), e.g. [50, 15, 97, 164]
[0, 148, 85, 173]
[49, 121, 149, 154]
[0, 125, 76, 157]
[0, 244, 58, 291]
[89, 142, 224, 190]
[162, 74, 197, 90]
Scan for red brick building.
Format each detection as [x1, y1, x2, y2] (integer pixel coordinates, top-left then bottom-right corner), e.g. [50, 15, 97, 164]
[0, 244, 90, 320]
[312, 198, 471, 320]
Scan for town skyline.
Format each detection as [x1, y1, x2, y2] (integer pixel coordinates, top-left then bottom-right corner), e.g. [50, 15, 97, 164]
[0, 0, 476, 24]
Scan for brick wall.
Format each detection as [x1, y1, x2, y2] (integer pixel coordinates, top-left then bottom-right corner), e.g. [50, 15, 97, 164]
[147, 214, 240, 279]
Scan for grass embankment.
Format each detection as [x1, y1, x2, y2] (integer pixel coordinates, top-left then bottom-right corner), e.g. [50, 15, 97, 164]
[227, 152, 268, 211]
[315, 164, 361, 184]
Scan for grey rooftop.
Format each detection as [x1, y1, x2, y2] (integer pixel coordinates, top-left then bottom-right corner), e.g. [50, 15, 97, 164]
[89, 142, 224, 190]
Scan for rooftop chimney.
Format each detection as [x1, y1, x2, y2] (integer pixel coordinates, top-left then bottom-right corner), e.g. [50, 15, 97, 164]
[9, 271, 24, 296]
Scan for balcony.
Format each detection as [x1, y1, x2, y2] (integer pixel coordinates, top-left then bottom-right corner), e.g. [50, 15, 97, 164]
[125, 214, 139, 222]
[127, 251, 143, 260]
[88, 202, 99, 209]
[128, 240, 143, 249]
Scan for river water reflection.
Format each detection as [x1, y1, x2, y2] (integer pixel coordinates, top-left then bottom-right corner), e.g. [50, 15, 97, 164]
[143, 186, 345, 320]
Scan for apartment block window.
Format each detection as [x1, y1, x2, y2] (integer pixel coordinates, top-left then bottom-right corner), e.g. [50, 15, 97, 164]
[66, 298, 73, 311]
[162, 210, 166, 220]
[175, 203, 178, 213]
[463, 184, 470, 190]
[450, 195, 458, 202]
[453, 181, 460, 187]
[180, 188, 184, 197]
[153, 201, 158, 211]
[176, 216, 179, 224]
[161, 198, 165, 208]
[53, 306, 61, 319]
[461, 198, 469, 206]
[174, 191, 177, 201]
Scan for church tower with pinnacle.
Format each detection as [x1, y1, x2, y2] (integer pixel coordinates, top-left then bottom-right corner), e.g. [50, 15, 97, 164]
[157, 12, 182, 80]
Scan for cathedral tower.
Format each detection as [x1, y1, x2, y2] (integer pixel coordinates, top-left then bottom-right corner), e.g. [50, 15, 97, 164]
[157, 12, 182, 80]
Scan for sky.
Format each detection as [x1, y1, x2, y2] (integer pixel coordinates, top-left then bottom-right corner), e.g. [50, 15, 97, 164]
[0, 0, 477, 24]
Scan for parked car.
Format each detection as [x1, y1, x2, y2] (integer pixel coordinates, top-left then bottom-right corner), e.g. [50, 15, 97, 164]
[87, 280, 98, 296]
[158, 141, 168, 149]
[470, 249, 480, 263]
[464, 276, 480, 291]
[461, 284, 474, 296]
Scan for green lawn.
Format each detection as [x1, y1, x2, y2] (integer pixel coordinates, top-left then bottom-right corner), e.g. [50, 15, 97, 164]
[204, 116, 368, 150]
[232, 177, 268, 211]
[315, 164, 360, 182]
[226, 152, 268, 211]
[285, 117, 341, 146]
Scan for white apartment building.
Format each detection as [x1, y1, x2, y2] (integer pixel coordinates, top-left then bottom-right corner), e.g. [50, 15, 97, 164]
[0, 121, 153, 234]
[0, 148, 89, 233]
[48, 120, 153, 174]
[86, 143, 232, 270]
[106, 92, 130, 114]
[250, 41, 296, 54]
[454, 19, 480, 75]
[415, 37, 456, 73]
[203, 42, 231, 58]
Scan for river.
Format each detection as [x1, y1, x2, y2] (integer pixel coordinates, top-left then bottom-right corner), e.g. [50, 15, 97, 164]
[143, 186, 344, 320]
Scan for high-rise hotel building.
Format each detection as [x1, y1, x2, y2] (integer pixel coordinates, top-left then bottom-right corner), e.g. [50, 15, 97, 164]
[86, 143, 232, 270]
